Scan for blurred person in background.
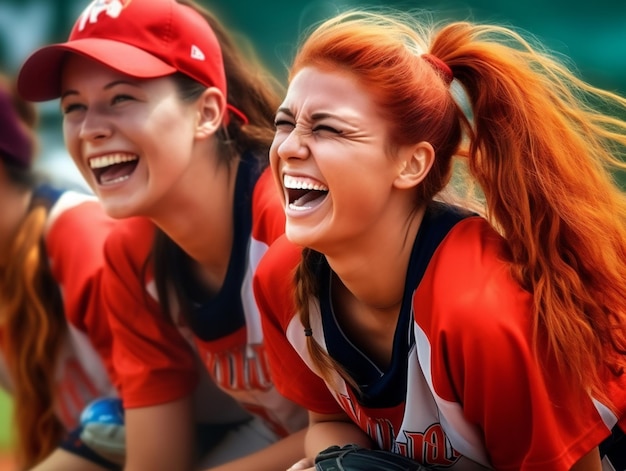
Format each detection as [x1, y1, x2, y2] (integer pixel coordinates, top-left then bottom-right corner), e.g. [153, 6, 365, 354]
[0, 70, 118, 470]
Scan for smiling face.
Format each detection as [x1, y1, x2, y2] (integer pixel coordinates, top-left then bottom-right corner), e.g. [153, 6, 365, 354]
[60, 54, 201, 219]
[270, 66, 418, 254]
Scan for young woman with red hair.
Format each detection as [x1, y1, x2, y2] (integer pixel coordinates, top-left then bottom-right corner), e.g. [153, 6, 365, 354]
[254, 9, 626, 471]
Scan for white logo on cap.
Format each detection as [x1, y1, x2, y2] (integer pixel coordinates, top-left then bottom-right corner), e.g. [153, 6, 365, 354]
[190, 45, 205, 61]
[78, 0, 124, 31]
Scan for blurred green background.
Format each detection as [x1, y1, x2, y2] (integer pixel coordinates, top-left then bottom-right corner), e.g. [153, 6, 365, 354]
[0, 0, 625, 190]
[0, 0, 625, 462]
[0, 389, 11, 446]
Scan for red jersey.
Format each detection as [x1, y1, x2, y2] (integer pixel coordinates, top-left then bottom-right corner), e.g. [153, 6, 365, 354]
[0, 188, 118, 429]
[104, 160, 307, 435]
[255, 203, 626, 471]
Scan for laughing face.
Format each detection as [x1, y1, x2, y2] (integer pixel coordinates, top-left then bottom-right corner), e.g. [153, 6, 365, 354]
[270, 66, 414, 255]
[60, 54, 200, 219]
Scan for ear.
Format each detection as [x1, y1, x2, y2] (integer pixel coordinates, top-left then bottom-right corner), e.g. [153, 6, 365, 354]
[194, 87, 227, 140]
[393, 141, 435, 190]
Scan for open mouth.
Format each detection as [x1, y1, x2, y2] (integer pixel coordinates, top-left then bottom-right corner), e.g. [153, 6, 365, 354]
[284, 175, 329, 211]
[89, 153, 139, 185]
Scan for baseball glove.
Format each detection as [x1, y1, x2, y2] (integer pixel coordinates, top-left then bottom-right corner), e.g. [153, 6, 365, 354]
[314, 444, 431, 470]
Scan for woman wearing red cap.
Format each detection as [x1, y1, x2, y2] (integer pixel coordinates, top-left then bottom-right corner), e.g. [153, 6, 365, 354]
[253, 8, 626, 471]
[0, 71, 118, 470]
[18, 0, 307, 470]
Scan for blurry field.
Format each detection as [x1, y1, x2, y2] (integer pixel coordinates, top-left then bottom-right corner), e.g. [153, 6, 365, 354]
[0, 390, 15, 471]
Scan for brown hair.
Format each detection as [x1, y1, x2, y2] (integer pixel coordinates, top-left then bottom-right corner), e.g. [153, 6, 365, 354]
[0, 75, 65, 468]
[152, 0, 283, 323]
[292, 10, 626, 404]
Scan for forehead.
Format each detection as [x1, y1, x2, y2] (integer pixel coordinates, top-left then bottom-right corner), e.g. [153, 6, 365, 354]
[61, 53, 130, 88]
[282, 66, 379, 118]
[60, 53, 177, 98]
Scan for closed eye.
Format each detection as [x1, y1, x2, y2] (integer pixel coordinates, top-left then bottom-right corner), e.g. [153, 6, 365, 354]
[313, 124, 341, 134]
[62, 102, 85, 114]
[112, 94, 134, 105]
[274, 119, 295, 130]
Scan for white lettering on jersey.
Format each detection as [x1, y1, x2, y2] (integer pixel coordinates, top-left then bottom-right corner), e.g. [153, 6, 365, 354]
[198, 342, 273, 392]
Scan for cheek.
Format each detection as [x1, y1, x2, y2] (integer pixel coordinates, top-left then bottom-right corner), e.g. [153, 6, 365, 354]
[269, 145, 278, 169]
[269, 141, 283, 183]
[269, 136, 282, 164]
[62, 120, 82, 164]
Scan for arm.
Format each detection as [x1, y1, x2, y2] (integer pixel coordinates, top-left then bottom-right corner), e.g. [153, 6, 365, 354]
[29, 449, 110, 471]
[253, 236, 357, 470]
[570, 447, 601, 471]
[102, 219, 199, 470]
[205, 428, 308, 471]
[45, 196, 118, 382]
[285, 411, 372, 471]
[422, 220, 621, 470]
[305, 411, 372, 458]
[125, 396, 195, 471]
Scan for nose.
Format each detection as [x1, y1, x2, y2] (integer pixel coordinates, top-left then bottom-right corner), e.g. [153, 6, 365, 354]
[79, 108, 113, 142]
[275, 126, 310, 161]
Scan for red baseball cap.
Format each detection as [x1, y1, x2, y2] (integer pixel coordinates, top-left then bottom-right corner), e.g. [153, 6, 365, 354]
[18, 0, 245, 122]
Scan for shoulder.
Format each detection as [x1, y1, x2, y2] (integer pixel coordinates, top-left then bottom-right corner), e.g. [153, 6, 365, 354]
[417, 217, 532, 334]
[251, 167, 285, 245]
[105, 216, 155, 246]
[103, 216, 156, 272]
[44, 190, 117, 271]
[254, 234, 302, 323]
[256, 234, 302, 285]
[45, 190, 111, 235]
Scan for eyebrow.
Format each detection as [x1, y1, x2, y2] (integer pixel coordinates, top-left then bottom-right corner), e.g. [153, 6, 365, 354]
[276, 107, 336, 121]
[276, 106, 294, 117]
[60, 79, 140, 100]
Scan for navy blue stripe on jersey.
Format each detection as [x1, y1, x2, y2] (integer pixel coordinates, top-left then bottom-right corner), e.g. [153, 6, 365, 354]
[600, 424, 626, 470]
[183, 151, 265, 341]
[320, 202, 474, 408]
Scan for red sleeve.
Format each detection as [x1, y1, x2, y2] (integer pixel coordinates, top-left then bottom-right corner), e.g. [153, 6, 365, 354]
[102, 217, 198, 408]
[46, 197, 118, 385]
[419, 218, 624, 471]
[251, 167, 285, 246]
[254, 234, 342, 414]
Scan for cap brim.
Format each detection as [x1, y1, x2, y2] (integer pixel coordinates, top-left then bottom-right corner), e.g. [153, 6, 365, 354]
[17, 38, 177, 102]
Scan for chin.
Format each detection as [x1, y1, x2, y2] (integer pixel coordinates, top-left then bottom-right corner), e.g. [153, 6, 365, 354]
[285, 226, 323, 253]
[100, 201, 137, 220]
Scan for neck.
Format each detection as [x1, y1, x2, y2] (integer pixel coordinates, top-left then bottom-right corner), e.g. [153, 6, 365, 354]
[325, 205, 425, 313]
[151, 158, 239, 290]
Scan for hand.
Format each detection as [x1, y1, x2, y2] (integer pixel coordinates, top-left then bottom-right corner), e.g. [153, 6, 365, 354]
[287, 457, 315, 470]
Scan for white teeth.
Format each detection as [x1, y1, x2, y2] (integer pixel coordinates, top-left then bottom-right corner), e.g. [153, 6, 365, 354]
[283, 174, 328, 191]
[89, 153, 138, 169]
[104, 175, 131, 185]
[288, 203, 313, 211]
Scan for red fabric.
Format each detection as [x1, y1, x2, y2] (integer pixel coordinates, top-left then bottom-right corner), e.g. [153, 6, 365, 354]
[254, 218, 626, 470]
[46, 197, 118, 385]
[106, 167, 290, 411]
[254, 235, 343, 415]
[102, 216, 198, 408]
